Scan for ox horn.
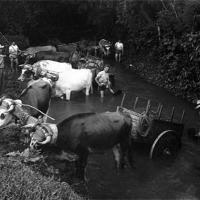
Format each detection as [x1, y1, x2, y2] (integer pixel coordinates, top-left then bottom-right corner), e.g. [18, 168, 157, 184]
[19, 64, 25, 68]
[6, 104, 14, 113]
[3, 99, 16, 113]
[40, 135, 51, 145]
[0, 96, 7, 105]
[22, 124, 35, 129]
[0, 97, 4, 105]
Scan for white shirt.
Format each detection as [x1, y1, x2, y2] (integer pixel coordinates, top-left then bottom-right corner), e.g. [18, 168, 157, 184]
[96, 71, 109, 85]
[115, 42, 123, 51]
[9, 44, 19, 56]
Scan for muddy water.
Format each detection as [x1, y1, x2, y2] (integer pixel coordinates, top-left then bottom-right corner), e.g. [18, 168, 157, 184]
[47, 61, 200, 199]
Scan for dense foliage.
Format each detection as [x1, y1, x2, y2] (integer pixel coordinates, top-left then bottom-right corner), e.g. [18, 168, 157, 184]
[0, 0, 200, 100]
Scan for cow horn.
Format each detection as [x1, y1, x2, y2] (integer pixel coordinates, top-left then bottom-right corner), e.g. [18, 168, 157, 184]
[6, 104, 14, 113]
[0, 96, 6, 105]
[41, 135, 51, 145]
[19, 64, 25, 68]
[0, 97, 3, 105]
[22, 123, 35, 129]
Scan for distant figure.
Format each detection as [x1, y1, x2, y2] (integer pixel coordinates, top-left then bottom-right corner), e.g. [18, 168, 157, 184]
[95, 65, 114, 98]
[114, 40, 124, 62]
[0, 45, 6, 92]
[9, 41, 20, 71]
[99, 39, 111, 57]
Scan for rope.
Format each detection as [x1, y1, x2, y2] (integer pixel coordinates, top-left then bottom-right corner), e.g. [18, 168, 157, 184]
[21, 103, 55, 121]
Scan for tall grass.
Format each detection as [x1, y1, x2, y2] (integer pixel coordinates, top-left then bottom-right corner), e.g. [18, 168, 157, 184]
[0, 157, 83, 200]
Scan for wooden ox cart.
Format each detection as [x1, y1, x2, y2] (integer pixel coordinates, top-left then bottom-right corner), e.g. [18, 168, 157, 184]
[117, 94, 185, 160]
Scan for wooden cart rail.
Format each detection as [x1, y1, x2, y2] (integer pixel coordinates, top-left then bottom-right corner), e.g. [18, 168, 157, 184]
[118, 94, 185, 124]
[117, 94, 184, 160]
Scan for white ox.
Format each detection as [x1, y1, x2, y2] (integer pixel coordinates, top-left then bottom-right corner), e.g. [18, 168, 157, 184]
[18, 60, 93, 101]
[18, 60, 72, 81]
[53, 68, 93, 100]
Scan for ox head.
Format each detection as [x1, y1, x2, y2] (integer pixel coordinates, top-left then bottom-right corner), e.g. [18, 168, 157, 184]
[18, 64, 34, 81]
[0, 97, 22, 128]
[28, 124, 52, 149]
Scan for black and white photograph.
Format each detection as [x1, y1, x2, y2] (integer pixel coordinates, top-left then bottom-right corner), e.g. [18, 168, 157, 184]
[0, 0, 200, 199]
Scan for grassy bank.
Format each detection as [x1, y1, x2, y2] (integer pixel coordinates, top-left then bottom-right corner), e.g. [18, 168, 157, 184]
[0, 157, 82, 200]
[0, 68, 84, 200]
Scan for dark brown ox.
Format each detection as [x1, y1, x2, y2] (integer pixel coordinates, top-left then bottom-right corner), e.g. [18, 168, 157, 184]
[34, 51, 80, 67]
[30, 111, 134, 180]
[57, 43, 77, 53]
[34, 51, 71, 63]
[0, 79, 52, 128]
[21, 45, 57, 64]
[19, 79, 52, 118]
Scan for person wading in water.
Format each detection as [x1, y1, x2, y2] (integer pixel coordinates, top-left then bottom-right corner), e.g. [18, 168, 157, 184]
[95, 65, 114, 98]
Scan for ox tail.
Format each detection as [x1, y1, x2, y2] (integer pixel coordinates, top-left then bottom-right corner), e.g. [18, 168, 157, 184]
[124, 113, 135, 169]
[127, 134, 134, 169]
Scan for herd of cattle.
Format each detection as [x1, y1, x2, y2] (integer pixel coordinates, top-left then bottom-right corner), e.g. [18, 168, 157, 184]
[0, 39, 135, 180]
[19, 39, 112, 66]
[17, 39, 112, 101]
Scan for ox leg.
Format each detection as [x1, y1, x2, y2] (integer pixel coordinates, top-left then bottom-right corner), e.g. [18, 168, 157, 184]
[120, 138, 135, 169]
[119, 141, 128, 169]
[65, 89, 71, 101]
[75, 147, 89, 181]
[85, 86, 90, 96]
[112, 144, 121, 172]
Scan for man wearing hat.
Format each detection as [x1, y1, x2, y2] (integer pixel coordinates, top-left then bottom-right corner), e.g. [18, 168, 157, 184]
[0, 44, 6, 92]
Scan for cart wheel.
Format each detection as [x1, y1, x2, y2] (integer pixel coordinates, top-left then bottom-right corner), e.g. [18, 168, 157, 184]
[150, 130, 181, 160]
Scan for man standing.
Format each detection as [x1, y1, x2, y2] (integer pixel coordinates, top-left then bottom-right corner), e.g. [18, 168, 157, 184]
[9, 41, 20, 71]
[95, 65, 114, 98]
[0, 44, 6, 92]
[114, 40, 124, 62]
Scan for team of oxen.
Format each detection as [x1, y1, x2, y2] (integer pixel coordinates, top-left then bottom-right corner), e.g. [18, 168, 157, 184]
[0, 39, 133, 180]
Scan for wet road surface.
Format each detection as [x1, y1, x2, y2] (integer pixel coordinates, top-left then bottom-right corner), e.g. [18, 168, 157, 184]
[47, 60, 200, 199]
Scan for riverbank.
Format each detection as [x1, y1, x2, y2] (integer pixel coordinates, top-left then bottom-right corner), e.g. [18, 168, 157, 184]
[124, 54, 197, 104]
